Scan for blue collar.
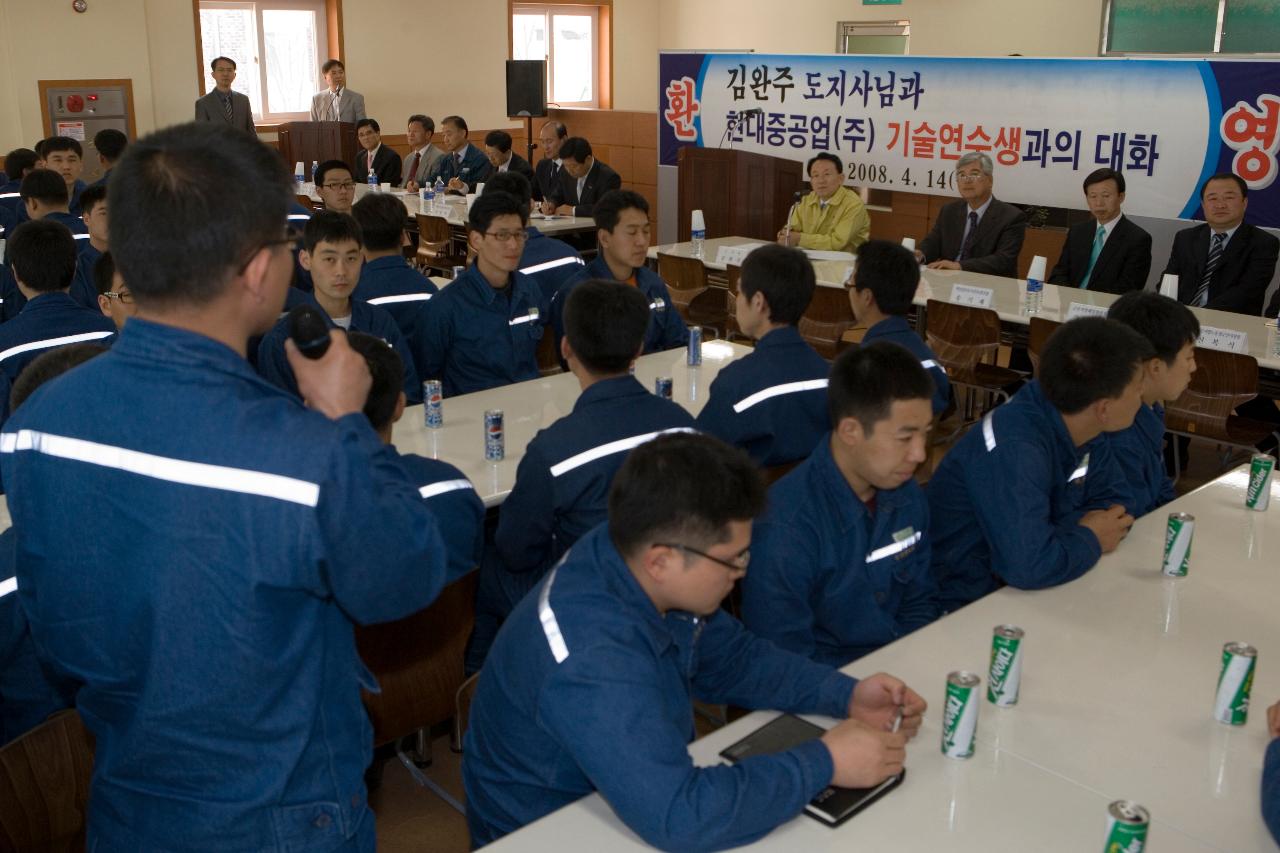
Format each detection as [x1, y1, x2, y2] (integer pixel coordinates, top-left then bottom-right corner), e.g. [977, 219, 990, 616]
[809, 434, 911, 529]
[364, 255, 409, 272]
[112, 317, 257, 379]
[863, 315, 912, 340]
[580, 526, 677, 658]
[572, 375, 650, 412]
[20, 291, 81, 314]
[754, 325, 807, 350]
[1022, 380, 1088, 456]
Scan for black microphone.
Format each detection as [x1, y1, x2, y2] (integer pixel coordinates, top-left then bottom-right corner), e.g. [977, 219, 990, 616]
[793, 191, 805, 202]
[288, 304, 331, 359]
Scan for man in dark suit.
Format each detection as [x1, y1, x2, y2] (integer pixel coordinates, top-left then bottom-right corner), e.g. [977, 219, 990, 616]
[533, 121, 567, 203]
[541, 137, 621, 218]
[917, 152, 1026, 279]
[194, 57, 257, 135]
[1164, 172, 1279, 315]
[353, 118, 402, 187]
[426, 115, 492, 195]
[1050, 167, 1152, 294]
[484, 130, 535, 184]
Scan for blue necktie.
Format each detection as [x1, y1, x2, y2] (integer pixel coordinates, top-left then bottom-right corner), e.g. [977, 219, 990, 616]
[1080, 225, 1105, 290]
[1193, 232, 1226, 307]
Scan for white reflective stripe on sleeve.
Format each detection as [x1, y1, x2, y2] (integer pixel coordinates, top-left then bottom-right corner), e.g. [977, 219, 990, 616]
[549, 427, 696, 478]
[520, 256, 583, 275]
[509, 313, 539, 327]
[0, 429, 321, 507]
[73, 233, 92, 240]
[418, 479, 473, 500]
[1069, 461, 1089, 482]
[0, 193, 18, 199]
[538, 566, 569, 663]
[368, 293, 433, 306]
[920, 359, 947, 374]
[287, 214, 311, 221]
[982, 412, 997, 452]
[731, 379, 829, 414]
[0, 576, 16, 599]
[866, 531, 923, 563]
[0, 331, 114, 364]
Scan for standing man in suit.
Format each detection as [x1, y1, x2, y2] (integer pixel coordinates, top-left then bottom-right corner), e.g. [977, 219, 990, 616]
[917, 152, 1027, 279]
[426, 115, 492, 195]
[310, 59, 366, 124]
[533, 120, 567, 202]
[541, 137, 621, 218]
[1163, 172, 1279, 315]
[353, 119, 402, 187]
[194, 57, 257, 135]
[1050, 168, 1152, 294]
[402, 115, 446, 192]
[484, 131, 535, 183]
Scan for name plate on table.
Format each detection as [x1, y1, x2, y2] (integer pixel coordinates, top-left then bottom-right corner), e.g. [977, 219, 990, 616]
[1197, 325, 1249, 354]
[714, 243, 766, 267]
[1065, 302, 1109, 320]
[950, 285, 993, 308]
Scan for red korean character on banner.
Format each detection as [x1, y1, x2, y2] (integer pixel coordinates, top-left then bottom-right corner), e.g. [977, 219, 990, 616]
[1220, 94, 1280, 189]
[663, 76, 701, 142]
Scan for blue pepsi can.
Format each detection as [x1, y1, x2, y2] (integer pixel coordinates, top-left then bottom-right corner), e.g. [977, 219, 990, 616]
[686, 327, 703, 367]
[655, 377, 673, 399]
[423, 379, 443, 428]
[484, 409, 504, 461]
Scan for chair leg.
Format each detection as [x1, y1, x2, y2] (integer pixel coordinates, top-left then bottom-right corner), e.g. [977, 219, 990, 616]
[1173, 438, 1183, 484]
[404, 728, 431, 769]
[395, 744, 466, 815]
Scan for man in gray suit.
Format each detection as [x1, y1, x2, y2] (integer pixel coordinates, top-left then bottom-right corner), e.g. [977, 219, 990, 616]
[403, 115, 446, 192]
[310, 59, 367, 123]
[194, 57, 256, 135]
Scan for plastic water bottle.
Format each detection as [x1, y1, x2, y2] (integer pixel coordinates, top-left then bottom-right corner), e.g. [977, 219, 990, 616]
[367, 170, 379, 192]
[293, 161, 305, 187]
[434, 176, 445, 198]
[311, 160, 319, 184]
[1025, 255, 1047, 315]
[425, 180, 436, 203]
[691, 209, 706, 259]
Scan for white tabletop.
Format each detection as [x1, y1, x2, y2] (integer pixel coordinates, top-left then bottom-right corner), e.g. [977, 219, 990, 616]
[483, 465, 1280, 851]
[391, 341, 749, 507]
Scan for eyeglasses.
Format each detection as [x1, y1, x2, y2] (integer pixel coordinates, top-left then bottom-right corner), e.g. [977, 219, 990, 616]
[321, 181, 355, 191]
[484, 230, 529, 244]
[236, 226, 303, 274]
[955, 172, 988, 183]
[655, 542, 750, 572]
[102, 290, 134, 304]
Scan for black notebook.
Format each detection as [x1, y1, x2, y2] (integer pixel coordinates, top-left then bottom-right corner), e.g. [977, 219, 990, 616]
[719, 713, 904, 827]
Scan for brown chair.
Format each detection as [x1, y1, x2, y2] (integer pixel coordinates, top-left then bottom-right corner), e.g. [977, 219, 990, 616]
[294, 194, 316, 211]
[657, 253, 728, 335]
[535, 326, 562, 376]
[355, 571, 479, 813]
[0, 710, 95, 853]
[923, 299, 1022, 430]
[1163, 347, 1280, 481]
[722, 264, 746, 342]
[1026, 317, 1062, 378]
[798, 285, 857, 360]
[415, 214, 468, 275]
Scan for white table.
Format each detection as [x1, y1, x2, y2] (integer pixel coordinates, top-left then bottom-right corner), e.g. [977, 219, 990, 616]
[391, 341, 749, 507]
[484, 465, 1280, 851]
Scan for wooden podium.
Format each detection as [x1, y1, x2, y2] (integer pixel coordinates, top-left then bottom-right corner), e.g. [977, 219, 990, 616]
[276, 121, 358, 169]
[676, 147, 805, 242]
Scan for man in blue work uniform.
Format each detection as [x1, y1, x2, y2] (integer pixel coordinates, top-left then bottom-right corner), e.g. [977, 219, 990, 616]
[695, 243, 829, 466]
[70, 183, 109, 309]
[426, 115, 493, 195]
[1, 170, 91, 321]
[0, 148, 40, 236]
[0, 122, 451, 852]
[555, 189, 688, 357]
[743, 342, 939, 667]
[483, 170, 583, 306]
[927, 318, 1150, 612]
[848, 239, 951, 416]
[38, 136, 88, 218]
[414, 190, 549, 397]
[464, 432, 928, 850]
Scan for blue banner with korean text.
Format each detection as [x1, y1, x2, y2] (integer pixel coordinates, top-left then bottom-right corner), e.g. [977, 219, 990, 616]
[659, 53, 1280, 227]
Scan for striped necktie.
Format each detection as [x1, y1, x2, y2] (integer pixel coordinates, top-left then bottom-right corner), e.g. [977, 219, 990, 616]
[1193, 232, 1226, 307]
[958, 211, 979, 261]
[1080, 225, 1106, 289]
[222, 93, 234, 123]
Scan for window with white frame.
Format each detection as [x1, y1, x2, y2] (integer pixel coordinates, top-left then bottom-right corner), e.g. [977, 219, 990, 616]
[512, 4, 599, 108]
[199, 0, 327, 122]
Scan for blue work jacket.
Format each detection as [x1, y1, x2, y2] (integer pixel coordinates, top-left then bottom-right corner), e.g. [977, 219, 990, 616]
[1, 212, 90, 322]
[1106, 402, 1175, 518]
[861, 315, 951, 416]
[519, 226, 583, 305]
[352, 255, 438, 372]
[556, 256, 689, 355]
[397, 451, 485, 583]
[425, 144, 492, 192]
[72, 240, 105, 310]
[0, 291, 114, 420]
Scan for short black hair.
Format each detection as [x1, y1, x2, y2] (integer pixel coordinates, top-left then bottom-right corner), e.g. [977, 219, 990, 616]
[484, 130, 513, 153]
[739, 244, 814, 326]
[110, 121, 291, 308]
[4, 148, 40, 179]
[485, 171, 532, 211]
[10, 343, 108, 412]
[829, 341, 932, 434]
[210, 56, 236, 72]
[1107, 291, 1201, 366]
[19, 169, 69, 205]
[304, 209, 363, 254]
[467, 190, 527, 233]
[352, 192, 406, 252]
[853, 239, 920, 316]
[355, 118, 380, 134]
[807, 152, 843, 175]
[315, 160, 353, 187]
[93, 250, 117, 296]
[563, 280, 650, 374]
[594, 189, 648, 233]
[347, 331, 402, 432]
[407, 114, 434, 133]
[8, 219, 78, 293]
[1201, 172, 1248, 199]
[94, 129, 129, 163]
[79, 183, 107, 216]
[608, 433, 765, 558]
[442, 115, 469, 134]
[1083, 167, 1125, 195]
[321, 58, 345, 74]
[1039, 317, 1154, 415]
[559, 137, 593, 163]
[42, 137, 83, 159]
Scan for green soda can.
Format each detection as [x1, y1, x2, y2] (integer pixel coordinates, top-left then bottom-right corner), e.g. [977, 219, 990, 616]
[1214, 642, 1257, 726]
[1162, 512, 1194, 577]
[941, 671, 980, 759]
[1103, 800, 1149, 852]
[987, 625, 1024, 706]
[1246, 453, 1274, 512]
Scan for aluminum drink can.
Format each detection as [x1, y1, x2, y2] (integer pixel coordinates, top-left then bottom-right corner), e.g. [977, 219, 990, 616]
[686, 326, 702, 366]
[423, 380, 443, 428]
[655, 376, 673, 399]
[1214, 642, 1257, 725]
[1246, 453, 1275, 511]
[987, 625, 1024, 706]
[1162, 512, 1194, 577]
[1103, 800, 1149, 852]
[484, 409, 504, 461]
[941, 671, 980, 759]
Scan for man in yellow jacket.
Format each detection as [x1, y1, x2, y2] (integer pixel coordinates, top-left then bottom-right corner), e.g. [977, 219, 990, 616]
[777, 152, 870, 254]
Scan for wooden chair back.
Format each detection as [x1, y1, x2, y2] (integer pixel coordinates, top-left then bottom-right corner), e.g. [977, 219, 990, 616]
[536, 326, 561, 376]
[1165, 347, 1259, 437]
[656, 253, 709, 297]
[294, 194, 317, 211]
[1027, 317, 1062, 378]
[415, 214, 466, 271]
[723, 264, 743, 340]
[798, 285, 856, 360]
[923, 299, 1002, 375]
[0, 710, 94, 853]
